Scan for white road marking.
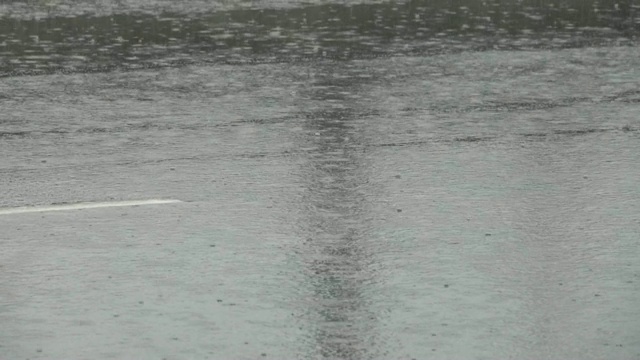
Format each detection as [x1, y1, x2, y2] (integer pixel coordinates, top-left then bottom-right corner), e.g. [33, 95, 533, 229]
[0, 199, 182, 215]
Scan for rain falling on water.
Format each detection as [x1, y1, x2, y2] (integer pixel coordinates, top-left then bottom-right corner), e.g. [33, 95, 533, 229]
[1, 0, 639, 359]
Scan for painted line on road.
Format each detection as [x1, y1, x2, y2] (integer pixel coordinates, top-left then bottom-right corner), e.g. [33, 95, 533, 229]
[0, 199, 182, 215]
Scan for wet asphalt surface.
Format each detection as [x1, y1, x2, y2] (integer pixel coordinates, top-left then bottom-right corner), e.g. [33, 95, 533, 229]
[1, 0, 640, 359]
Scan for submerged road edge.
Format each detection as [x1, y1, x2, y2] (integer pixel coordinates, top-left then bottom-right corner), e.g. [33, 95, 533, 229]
[0, 199, 183, 215]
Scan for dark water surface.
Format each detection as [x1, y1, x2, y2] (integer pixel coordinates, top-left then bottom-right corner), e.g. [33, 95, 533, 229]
[1, 1, 640, 359]
[1, 0, 639, 75]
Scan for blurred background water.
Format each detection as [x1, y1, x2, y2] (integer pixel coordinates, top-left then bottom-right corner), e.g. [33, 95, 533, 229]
[1, 0, 639, 75]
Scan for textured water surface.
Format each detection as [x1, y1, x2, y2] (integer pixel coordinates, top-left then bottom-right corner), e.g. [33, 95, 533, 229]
[1, 0, 640, 359]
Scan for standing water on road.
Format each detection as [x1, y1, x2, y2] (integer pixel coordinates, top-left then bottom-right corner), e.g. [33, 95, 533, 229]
[1, 0, 640, 359]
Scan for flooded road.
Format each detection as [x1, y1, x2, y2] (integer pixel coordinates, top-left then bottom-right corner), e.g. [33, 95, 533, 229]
[1, 0, 640, 359]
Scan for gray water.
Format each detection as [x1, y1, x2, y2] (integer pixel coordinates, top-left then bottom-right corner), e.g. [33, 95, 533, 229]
[1, 1, 640, 359]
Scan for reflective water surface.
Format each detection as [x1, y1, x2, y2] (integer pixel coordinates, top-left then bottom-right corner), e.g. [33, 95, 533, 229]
[1, 0, 639, 75]
[1, 0, 639, 359]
